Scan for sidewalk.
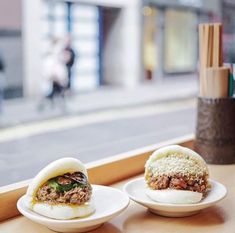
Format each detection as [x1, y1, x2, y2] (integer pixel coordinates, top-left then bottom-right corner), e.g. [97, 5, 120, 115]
[0, 75, 198, 128]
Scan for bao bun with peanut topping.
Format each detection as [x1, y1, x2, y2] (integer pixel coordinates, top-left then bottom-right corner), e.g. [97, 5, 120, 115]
[25, 158, 95, 220]
[145, 145, 210, 204]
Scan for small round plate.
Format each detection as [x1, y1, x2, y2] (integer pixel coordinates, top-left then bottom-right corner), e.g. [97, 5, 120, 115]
[17, 185, 129, 233]
[124, 177, 227, 217]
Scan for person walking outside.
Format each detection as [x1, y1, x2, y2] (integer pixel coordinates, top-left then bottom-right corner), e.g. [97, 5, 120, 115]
[0, 50, 5, 113]
[63, 35, 75, 90]
[39, 38, 68, 110]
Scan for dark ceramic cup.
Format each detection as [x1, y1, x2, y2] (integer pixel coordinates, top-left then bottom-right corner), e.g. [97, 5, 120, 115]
[195, 97, 235, 164]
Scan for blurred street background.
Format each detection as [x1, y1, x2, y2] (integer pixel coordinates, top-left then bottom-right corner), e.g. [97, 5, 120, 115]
[0, 0, 235, 186]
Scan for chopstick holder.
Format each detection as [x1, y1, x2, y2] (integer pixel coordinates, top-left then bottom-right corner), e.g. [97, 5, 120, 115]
[196, 23, 235, 164]
[199, 23, 224, 97]
[195, 97, 235, 164]
[204, 67, 229, 98]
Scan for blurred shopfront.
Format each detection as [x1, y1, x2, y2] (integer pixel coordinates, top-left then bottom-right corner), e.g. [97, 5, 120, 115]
[3, 0, 140, 98]
[41, 1, 102, 90]
[223, 0, 235, 63]
[2, 0, 235, 98]
[23, 0, 142, 97]
[142, 0, 222, 81]
[0, 0, 23, 98]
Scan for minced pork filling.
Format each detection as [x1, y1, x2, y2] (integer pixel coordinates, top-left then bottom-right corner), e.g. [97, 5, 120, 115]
[146, 173, 208, 194]
[35, 172, 92, 205]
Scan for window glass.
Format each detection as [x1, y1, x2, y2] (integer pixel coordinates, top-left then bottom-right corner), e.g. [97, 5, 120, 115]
[164, 9, 197, 73]
[72, 4, 98, 20]
[53, 20, 67, 37]
[40, 1, 100, 91]
[0, 0, 222, 187]
[54, 2, 67, 18]
[143, 7, 159, 80]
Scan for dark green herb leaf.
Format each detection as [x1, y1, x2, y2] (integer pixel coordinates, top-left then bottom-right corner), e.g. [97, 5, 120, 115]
[48, 177, 86, 193]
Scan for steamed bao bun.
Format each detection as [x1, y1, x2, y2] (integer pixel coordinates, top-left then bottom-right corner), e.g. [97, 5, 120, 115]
[25, 157, 95, 220]
[145, 145, 210, 204]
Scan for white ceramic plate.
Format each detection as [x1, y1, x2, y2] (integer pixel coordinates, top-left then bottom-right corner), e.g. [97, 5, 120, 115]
[17, 185, 129, 233]
[124, 177, 227, 217]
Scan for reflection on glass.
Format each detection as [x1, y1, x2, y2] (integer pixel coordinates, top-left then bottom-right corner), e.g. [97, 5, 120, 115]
[164, 9, 197, 73]
[143, 7, 159, 80]
[41, 1, 100, 91]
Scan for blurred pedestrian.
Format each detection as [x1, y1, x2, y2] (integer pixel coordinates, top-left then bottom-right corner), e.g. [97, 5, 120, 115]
[63, 35, 75, 90]
[0, 50, 5, 113]
[39, 38, 68, 110]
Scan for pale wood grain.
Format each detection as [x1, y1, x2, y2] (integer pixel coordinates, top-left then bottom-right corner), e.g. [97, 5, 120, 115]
[212, 23, 223, 67]
[0, 164, 234, 233]
[199, 23, 223, 97]
[199, 24, 205, 96]
[205, 67, 229, 98]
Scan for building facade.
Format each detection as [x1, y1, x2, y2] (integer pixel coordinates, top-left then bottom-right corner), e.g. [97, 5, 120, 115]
[0, 0, 233, 98]
[0, 0, 23, 98]
[23, 0, 142, 97]
[142, 0, 222, 81]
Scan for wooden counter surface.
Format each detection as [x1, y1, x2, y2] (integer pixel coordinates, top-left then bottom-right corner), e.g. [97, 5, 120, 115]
[0, 163, 234, 233]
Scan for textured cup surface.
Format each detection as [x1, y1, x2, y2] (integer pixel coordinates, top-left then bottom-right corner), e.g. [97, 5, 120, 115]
[195, 97, 235, 164]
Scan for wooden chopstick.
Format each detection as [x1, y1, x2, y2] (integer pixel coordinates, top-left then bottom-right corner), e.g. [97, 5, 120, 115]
[205, 67, 229, 98]
[207, 24, 213, 68]
[199, 24, 205, 96]
[204, 24, 209, 68]
[219, 24, 223, 66]
[199, 23, 227, 97]
[212, 23, 222, 67]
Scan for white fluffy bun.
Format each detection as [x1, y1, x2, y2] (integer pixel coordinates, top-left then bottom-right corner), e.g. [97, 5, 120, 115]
[144, 145, 208, 204]
[27, 157, 88, 198]
[25, 196, 95, 220]
[26, 157, 95, 219]
[146, 188, 202, 204]
[145, 145, 208, 174]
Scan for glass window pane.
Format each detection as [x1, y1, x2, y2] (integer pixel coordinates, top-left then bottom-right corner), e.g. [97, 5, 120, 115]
[72, 4, 98, 20]
[76, 56, 99, 71]
[41, 18, 51, 35]
[73, 21, 99, 38]
[53, 20, 67, 37]
[143, 7, 159, 75]
[164, 9, 197, 73]
[73, 39, 99, 55]
[72, 72, 98, 90]
[54, 2, 67, 18]
[42, 1, 51, 17]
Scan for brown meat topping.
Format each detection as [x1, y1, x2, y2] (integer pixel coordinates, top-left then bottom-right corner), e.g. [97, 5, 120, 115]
[147, 173, 208, 195]
[35, 172, 92, 205]
[57, 176, 72, 185]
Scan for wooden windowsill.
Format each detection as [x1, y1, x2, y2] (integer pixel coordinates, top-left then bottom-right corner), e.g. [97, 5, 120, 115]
[1, 134, 233, 233]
